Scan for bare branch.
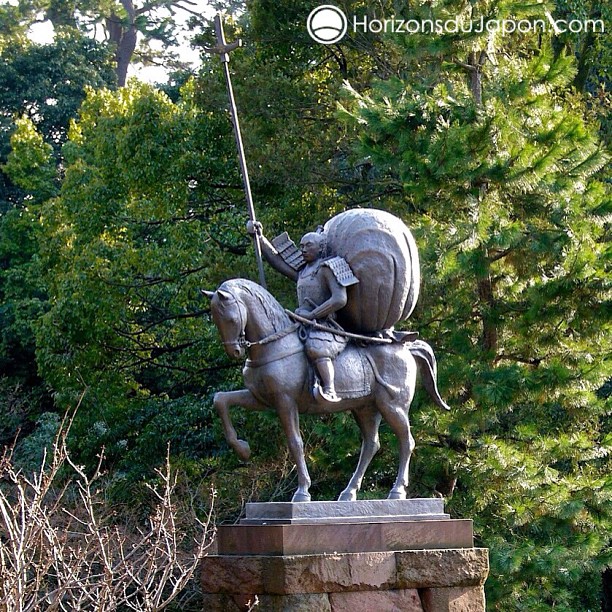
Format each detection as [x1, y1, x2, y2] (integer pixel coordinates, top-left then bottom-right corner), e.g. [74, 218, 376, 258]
[0, 417, 214, 610]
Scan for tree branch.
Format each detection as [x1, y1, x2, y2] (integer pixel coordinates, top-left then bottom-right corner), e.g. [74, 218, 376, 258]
[494, 353, 543, 366]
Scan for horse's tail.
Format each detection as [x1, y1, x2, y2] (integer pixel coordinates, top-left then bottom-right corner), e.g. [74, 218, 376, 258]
[410, 340, 450, 411]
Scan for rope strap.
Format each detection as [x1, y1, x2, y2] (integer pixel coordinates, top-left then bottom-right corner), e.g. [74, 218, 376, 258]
[285, 310, 392, 344]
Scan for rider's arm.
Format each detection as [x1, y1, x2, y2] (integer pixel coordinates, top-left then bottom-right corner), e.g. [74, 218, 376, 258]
[301, 267, 347, 320]
[247, 222, 299, 282]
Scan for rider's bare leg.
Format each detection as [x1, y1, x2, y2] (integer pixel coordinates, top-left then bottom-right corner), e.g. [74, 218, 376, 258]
[315, 357, 341, 402]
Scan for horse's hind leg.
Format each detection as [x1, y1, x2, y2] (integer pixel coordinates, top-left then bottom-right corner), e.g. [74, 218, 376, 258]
[213, 389, 267, 461]
[377, 400, 415, 500]
[338, 407, 382, 502]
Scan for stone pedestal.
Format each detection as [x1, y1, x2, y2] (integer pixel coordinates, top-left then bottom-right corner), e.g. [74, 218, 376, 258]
[201, 500, 488, 611]
[240, 498, 450, 524]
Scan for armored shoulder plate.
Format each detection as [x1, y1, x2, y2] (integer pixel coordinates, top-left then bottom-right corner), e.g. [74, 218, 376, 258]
[271, 232, 305, 271]
[323, 256, 359, 287]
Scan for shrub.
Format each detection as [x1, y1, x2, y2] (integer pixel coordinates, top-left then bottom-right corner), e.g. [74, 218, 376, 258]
[0, 416, 214, 611]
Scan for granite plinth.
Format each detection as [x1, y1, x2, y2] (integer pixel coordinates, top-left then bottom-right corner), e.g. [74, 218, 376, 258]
[200, 548, 489, 611]
[218, 519, 473, 556]
[241, 498, 448, 525]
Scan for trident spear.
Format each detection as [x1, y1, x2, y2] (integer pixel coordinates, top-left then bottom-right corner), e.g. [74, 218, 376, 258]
[205, 14, 267, 288]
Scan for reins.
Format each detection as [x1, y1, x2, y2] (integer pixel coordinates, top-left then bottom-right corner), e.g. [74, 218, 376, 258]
[245, 345, 304, 369]
[242, 322, 300, 348]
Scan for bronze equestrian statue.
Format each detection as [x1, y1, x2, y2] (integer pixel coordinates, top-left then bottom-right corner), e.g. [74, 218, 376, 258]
[204, 209, 450, 502]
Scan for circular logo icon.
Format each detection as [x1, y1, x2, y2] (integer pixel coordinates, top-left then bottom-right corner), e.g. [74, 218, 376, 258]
[307, 5, 348, 44]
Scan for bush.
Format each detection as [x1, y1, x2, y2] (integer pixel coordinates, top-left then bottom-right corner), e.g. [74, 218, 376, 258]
[0, 416, 214, 611]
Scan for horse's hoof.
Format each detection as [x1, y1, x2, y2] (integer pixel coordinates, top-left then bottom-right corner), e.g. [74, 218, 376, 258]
[338, 490, 357, 502]
[291, 492, 311, 503]
[234, 440, 251, 461]
[388, 489, 407, 500]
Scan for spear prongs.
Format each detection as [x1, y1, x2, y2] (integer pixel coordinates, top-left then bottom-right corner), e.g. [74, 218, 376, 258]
[205, 14, 267, 288]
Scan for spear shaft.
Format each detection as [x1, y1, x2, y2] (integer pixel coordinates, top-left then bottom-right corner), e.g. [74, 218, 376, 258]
[207, 14, 266, 288]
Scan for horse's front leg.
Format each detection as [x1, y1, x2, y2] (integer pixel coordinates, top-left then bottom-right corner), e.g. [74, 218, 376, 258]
[213, 389, 267, 461]
[277, 399, 311, 502]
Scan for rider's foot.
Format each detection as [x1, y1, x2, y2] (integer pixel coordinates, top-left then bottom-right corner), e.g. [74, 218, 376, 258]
[318, 386, 342, 403]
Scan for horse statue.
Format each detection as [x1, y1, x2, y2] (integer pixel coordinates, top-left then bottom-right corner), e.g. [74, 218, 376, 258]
[204, 278, 450, 503]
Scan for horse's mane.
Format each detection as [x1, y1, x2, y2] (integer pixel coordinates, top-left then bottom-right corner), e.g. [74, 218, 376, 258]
[220, 278, 292, 333]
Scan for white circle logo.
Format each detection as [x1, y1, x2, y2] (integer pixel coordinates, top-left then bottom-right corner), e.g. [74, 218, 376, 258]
[307, 5, 348, 44]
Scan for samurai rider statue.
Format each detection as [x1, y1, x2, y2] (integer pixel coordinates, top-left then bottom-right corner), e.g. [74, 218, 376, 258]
[247, 221, 358, 402]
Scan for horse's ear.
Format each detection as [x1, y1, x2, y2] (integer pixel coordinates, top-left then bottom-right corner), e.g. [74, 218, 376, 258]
[217, 289, 232, 301]
[200, 290, 215, 299]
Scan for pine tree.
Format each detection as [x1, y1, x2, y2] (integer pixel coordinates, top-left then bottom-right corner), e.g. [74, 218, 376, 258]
[339, 1, 611, 608]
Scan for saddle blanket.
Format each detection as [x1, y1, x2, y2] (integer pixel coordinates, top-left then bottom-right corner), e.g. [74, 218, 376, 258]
[312, 346, 371, 400]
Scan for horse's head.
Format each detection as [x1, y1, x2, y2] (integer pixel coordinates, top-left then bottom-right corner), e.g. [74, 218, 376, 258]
[204, 288, 247, 360]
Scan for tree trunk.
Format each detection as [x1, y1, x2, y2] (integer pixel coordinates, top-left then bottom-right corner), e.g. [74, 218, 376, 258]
[572, 0, 602, 92]
[573, 31, 595, 92]
[478, 265, 498, 354]
[106, 0, 137, 87]
[468, 53, 482, 107]
[466, 52, 497, 354]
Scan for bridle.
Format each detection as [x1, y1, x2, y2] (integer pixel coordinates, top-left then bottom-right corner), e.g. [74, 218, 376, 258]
[219, 291, 300, 350]
[219, 292, 248, 349]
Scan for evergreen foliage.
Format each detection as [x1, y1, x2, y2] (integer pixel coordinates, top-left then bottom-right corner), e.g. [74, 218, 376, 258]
[338, 1, 611, 607]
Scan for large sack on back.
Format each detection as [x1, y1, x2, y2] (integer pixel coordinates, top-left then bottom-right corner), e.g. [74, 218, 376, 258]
[324, 209, 420, 333]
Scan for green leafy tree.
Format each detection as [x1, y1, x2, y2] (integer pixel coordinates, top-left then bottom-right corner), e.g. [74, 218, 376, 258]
[0, 116, 62, 442]
[0, 31, 116, 443]
[32, 81, 252, 488]
[0, 30, 116, 211]
[339, 0, 611, 608]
